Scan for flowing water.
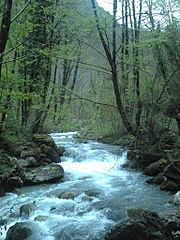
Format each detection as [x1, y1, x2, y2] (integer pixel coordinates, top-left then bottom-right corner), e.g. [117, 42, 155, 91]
[0, 132, 178, 240]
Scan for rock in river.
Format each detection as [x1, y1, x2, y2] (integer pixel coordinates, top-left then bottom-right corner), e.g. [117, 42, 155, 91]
[32, 134, 58, 152]
[105, 208, 173, 240]
[5, 222, 32, 240]
[24, 163, 64, 185]
[143, 159, 169, 176]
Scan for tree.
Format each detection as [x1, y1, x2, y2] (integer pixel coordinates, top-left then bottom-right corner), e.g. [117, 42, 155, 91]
[0, 0, 13, 135]
[91, 0, 134, 134]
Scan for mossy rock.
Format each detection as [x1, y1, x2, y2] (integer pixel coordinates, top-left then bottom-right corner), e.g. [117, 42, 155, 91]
[105, 209, 165, 240]
[127, 208, 159, 219]
[143, 159, 169, 176]
[32, 134, 57, 151]
[163, 160, 180, 182]
[160, 180, 180, 192]
[0, 152, 15, 176]
[146, 172, 164, 185]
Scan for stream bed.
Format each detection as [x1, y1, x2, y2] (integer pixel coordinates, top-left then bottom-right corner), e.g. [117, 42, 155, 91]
[0, 132, 178, 240]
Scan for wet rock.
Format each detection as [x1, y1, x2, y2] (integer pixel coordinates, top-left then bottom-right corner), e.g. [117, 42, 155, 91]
[127, 208, 159, 219]
[7, 176, 23, 188]
[5, 222, 32, 240]
[127, 150, 162, 169]
[57, 191, 78, 200]
[160, 209, 180, 240]
[19, 201, 37, 218]
[105, 208, 170, 240]
[40, 144, 59, 163]
[57, 146, 65, 157]
[141, 152, 163, 167]
[34, 215, 48, 222]
[146, 172, 164, 185]
[144, 159, 169, 176]
[160, 180, 179, 192]
[85, 189, 102, 197]
[24, 163, 64, 185]
[163, 160, 180, 182]
[81, 195, 95, 202]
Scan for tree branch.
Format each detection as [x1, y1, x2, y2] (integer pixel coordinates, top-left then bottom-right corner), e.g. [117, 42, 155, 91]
[11, 0, 32, 24]
[61, 85, 118, 109]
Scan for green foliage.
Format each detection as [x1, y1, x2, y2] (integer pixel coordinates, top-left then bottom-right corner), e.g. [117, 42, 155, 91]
[0, 0, 180, 146]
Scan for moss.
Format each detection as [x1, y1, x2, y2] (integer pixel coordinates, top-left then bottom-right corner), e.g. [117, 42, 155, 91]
[0, 134, 27, 155]
[127, 208, 159, 219]
[0, 152, 15, 176]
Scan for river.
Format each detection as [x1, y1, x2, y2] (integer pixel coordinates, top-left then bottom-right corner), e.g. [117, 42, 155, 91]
[0, 132, 177, 240]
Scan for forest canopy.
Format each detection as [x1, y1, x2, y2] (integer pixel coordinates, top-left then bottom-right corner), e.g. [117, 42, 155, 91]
[0, 0, 179, 143]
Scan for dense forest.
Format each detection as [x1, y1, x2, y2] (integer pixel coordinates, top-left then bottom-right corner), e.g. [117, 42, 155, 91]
[0, 0, 179, 143]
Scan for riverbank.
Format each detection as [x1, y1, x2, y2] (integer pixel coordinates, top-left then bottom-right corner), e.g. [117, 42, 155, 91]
[0, 134, 65, 196]
[1, 132, 180, 240]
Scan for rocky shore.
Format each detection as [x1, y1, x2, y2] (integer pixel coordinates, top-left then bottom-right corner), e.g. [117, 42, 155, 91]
[0, 134, 65, 196]
[76, 132, 180, 239]
[1, 132, 180, 240]
[126, 148, 180, 193]
[105, 208, 180, 240]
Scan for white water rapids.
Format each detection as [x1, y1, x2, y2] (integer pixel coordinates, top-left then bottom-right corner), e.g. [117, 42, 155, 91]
[0, 132, 178, 240]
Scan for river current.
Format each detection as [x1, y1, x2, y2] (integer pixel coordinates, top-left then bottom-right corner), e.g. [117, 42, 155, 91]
[0, 132, 178, 240]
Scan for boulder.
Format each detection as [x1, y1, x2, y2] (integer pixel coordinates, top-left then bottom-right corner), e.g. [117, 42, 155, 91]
[20, 147, 41, 158]
[57, 191, 78, 200]
[140, 152, 163, 168]
[34, 215, 48, 222]
[17, 157, 38, 168]
[24, 163, 64, 185]
[85, 189, 102, 197]
[105, 208, 167, 240]
[160, 180, 179, 192]
[146, 172, 164, 185]
[7, 176, 23, 188]
[143, 159, 169, 176]
[81, 195, 94, 202]
[160, 209, 180, 240]
[163, 160, 180, 182]
[127, 150, 162, 169]
[32, 134, 57, 151]
[5, 222, 32, 240]
[0, 153, 25, 195]
[40, 144, 59, 163]
[57, 146, 65, 156]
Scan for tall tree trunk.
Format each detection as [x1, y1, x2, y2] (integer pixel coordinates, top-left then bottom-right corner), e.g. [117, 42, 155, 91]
[0, 0, 13, 135]
[132, 0, 143, 130]
[68, 55, 80, 104]
[176, 117, 180, 136]
[91, 0, 134, 134]
[0, 0, 13, 79]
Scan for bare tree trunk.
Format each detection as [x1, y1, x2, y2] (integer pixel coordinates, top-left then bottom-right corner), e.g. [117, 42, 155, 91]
[68, 55, 80, 104]
[91, 0, 134, 134]
[132, 0, 143, 130]
[176, 117, 180, 136]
